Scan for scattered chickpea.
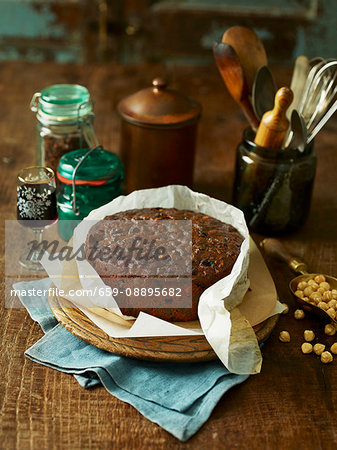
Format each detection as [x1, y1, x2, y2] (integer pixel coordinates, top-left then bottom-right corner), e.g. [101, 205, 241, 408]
[320, 282, 331, 291]
[304, 330, 315, 342]
[313, 343, 325, 355]
[327, 308, 336, 320]
[297, 281, 308, 290]
[294, 309, 305, 320]
[328, 300, 337, 309]
[295, 290, 304, 299]
[282, 303, 289, 314]
[330, 343, 337, 355]
[314, 274, 326, 284]
[295, 276, 337, 333]
[324, 323, 336, 336]
[303, 286, 314, 297]
[321, 351, 333, 364]
[318, 302, 329, 311]
[310, 292, 321, 303]
[308, 279, 319, 289]
[323, 291, 333, 302]
[301, 343, 313, 354]
[279, 331, 291, 342]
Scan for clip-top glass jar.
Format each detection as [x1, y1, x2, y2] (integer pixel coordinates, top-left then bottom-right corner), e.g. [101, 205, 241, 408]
[232, 128, 316, 235]
[57, 146, 124, 241]
[30, 84, 98, 174]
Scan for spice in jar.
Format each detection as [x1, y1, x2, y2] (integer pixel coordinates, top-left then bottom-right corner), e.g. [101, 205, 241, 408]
[30, 84, 98, 174]
[42, 134, 83, 174]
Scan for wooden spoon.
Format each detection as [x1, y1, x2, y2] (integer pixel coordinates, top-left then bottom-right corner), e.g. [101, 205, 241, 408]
[222, 26, 267, 94]
[261, 238, 337, 324]
[213, 41, 259, 129]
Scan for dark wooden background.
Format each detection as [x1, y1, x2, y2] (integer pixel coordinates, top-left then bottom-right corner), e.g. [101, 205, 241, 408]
[0, 60, 337, 449]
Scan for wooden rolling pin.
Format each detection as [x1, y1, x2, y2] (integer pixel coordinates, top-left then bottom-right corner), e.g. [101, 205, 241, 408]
[254, 87, 293, 148]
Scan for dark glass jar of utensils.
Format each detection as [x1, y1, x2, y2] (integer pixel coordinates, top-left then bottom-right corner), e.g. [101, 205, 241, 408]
[232, 128, 316, 235]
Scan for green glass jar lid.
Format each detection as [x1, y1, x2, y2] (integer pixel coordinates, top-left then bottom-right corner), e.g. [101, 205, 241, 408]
[31, 84, 92, 122]
[57, 147, 124, 185]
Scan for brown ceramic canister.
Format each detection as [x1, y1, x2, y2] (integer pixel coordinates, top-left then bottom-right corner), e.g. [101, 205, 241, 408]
[117, 77, 202, 193]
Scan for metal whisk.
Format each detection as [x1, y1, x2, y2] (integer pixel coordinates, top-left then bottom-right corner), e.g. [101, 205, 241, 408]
[297, 59, 337, 143]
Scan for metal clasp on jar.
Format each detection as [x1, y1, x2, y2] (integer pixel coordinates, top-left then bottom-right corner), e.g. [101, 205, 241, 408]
[30, 92, 41, 112]
[71, 145, 102, 215]
[77, 100, 99, 148]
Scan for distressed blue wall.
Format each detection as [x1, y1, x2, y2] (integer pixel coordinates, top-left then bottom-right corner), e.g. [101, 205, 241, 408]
[0, 0, 335, 64]
[295, 0, 337, 59]
[0, 3, 64, 38]
[0, 1, 82, 63]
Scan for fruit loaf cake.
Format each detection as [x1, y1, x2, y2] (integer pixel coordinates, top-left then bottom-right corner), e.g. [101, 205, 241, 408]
[85, 207, 243, 321]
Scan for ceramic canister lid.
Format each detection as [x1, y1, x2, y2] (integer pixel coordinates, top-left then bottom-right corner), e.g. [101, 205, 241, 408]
[117, 77, 202, 127]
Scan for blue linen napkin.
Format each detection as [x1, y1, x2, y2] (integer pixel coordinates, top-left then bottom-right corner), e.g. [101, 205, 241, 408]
[14, 278, 248, 441]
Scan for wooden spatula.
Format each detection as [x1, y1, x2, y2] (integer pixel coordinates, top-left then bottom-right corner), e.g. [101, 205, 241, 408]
[222, 26, 268, 95]
[213, 41, 259, 129]
[287, 55, 309, 120]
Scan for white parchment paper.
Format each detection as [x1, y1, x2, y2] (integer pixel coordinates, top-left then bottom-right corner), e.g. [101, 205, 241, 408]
[41, 185, 282, 374]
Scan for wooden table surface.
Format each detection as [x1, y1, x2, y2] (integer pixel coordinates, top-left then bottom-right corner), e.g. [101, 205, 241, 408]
[1, 61, 337, 450]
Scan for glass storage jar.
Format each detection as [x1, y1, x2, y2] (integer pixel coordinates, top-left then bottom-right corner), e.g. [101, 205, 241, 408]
[56, 146, 124, 241]
[232, 128, 316, 235]
[30, 84, 98, 174]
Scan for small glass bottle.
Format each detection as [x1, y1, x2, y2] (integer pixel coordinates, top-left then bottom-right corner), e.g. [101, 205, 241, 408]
[30, 84, 98, 174]
[232, 128, 316, 235]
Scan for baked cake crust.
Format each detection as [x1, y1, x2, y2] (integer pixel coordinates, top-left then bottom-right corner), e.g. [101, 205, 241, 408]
[85, 208, 243, 321]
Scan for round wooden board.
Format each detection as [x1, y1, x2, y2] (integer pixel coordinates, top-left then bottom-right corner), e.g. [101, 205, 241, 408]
[49, 292, 279, 363]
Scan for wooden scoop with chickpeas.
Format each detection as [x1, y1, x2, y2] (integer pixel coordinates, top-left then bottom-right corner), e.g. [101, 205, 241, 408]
[261, 238, 337, 324]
